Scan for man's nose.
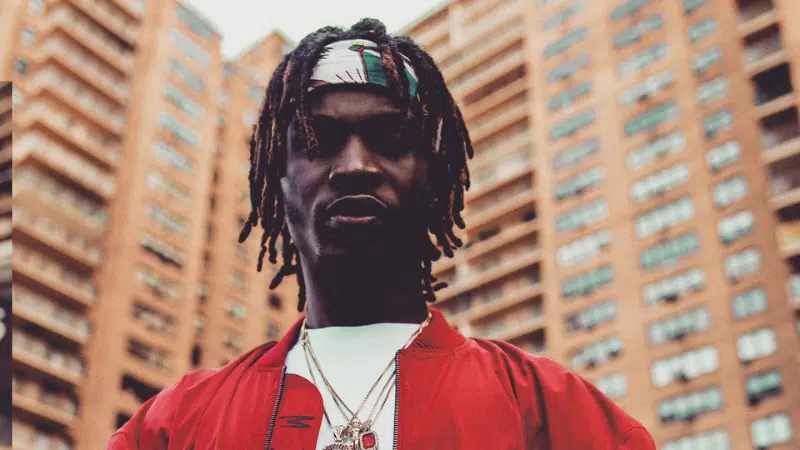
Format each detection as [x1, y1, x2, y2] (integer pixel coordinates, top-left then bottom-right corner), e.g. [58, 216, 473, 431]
[328, 134, 382, 192]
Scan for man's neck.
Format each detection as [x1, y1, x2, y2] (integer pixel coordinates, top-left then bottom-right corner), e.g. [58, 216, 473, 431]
[301, 256, 429, 329]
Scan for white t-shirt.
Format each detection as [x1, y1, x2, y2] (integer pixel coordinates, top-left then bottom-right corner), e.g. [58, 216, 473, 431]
[285, 322, 420, 450]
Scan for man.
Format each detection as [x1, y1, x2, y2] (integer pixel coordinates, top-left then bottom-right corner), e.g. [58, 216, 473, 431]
[109, 19, 656, 450]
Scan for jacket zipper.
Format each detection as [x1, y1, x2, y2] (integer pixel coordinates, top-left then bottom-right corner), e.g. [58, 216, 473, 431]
[393, 351, 400, 450]
[263, 366, 287, 450]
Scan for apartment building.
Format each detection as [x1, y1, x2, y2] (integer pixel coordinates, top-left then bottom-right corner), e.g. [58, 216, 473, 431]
[1, 81, 13, 449]
[404, 0, 800, 448]
[195, 31, 300, 372]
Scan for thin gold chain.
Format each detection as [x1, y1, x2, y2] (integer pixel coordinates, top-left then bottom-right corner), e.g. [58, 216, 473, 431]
[299, 310, 432, 436]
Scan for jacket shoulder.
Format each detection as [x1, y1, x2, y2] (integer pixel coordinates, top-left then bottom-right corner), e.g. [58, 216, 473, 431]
[107, 343, 276, 449]
[467, 338, 655, 449]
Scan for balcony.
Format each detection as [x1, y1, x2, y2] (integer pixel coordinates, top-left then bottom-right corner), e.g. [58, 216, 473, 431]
[13, 205, 103, 268]
[469, 151, 533, 203]
[13, 246, 96, 307]
[752, 63, 794, 118]
[776, 221, 800, 258]
[13, 133, 116, 198]
[452, 280, 542, 327]
[444, 15, 524, 83]
[761, 107, 800, 157]
[35, 37, 129, 104]
[451, 48, 525, 100]
[15, 168, 109, 237]
[481, 307, 545, 342]
[12, 331, 85, 386]
[437, 245, 540, 302]
[18, 102, 121, 168]
[28, 67, 125, 135]
[43, 5, 135, 73]
[469, 97, 529, 144]
[124, 340, 173, 389]
[65, 0, 139, 45]
[12, 377, 78, 427]
[13, 286, 91, 345]
[743, 25, 785, 74]
[463, 0, 523, 42]
[12, 421, 71, 450]
[466, 178, 535, 229]
[110, 0, 144, 19]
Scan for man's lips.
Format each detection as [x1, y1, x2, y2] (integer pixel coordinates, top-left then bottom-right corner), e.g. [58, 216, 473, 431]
[325, 195, 388, 218]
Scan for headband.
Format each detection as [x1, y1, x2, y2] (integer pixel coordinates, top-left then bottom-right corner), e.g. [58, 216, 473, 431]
[309, 39, 419, 99]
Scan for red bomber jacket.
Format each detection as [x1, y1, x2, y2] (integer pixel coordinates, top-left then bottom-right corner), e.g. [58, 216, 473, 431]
[108, 308, 656, 450]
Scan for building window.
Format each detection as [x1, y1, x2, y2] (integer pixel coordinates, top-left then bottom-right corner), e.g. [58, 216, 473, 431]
[146, 203, 187, 235]
[169, 59, 206, 93]
[554, 167, 604, 200]
[553, 138, 599, 170]
[550, 109, 596, 141]
[243, 110, 258, 126]
[657, 387, 722, 424]
[225, 300, 247, 322]
[569, 336, 622, 370]
[248, 86, 264, 103]
[266, 321, 280, 340]
[725, 248, 760, 282]
[153, 141, 193, 173]
[613, 14, 664, 48]
[547, 53, 591, 83]
[732, 287, 768, 320]
[175, 4, 214, 40]
[20, 27, 35, 46]
[611, 0, 653, 20]
[640, 233, 699, 270]
[706, 140, 740, 172]
[620, 71, 674, 105]
[562, 265, 614, 298]
[159, 113, 199, 147]
[683, 0, 708, 14]
[619, 43, 668, 77]
[649, 307, 709, 345]
[140, 233, 184, 268]
[630, 163, 690, 202]
[651, 345, 718, 387]
[164, 84, 205, 118]
[147, 170, 190, 204]
[593, 373, 627, 399]
[697, 76, 728, 105]
[566, 299, 617, 332]
[718, 210, 754, 244]
[644, 268, 705, 306]
[544, 27, 588, 59]
[558, 230, 611, 267]
[230, 272, 246, 290]
[269, 294, 282, 310]
[28, 0, 43, 14]
[737, 328, 776, 363]
[746, 370, 782, 406]
[694, 47, 722, 74]
[557, 199, 608, 233]
[625, 102, 678, 136]
[170, 30, 211, 67]
[688, 18, 718, 43]
[14, 58, 27, 75]
[751, 413, 793, 448]
[703, 109, 733, 138]
[635, 198, 695, 237]
[627, 131, 685, 170]
[713, 175, 747, 208]
[663, 429, 729, 450]
[543, 0, 585, 30]
[549, 80, 592, 112]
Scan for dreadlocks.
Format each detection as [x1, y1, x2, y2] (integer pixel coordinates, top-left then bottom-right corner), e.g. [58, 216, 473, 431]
[238, 18, 474, 312]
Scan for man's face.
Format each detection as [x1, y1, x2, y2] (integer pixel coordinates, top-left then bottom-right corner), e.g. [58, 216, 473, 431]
[281, 87, 430, 266]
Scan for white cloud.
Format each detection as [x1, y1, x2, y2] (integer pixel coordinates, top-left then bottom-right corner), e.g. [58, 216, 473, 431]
[182, 0, 446, 58]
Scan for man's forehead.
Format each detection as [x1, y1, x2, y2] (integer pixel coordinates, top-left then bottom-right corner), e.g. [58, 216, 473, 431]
[310, 88, 402, 120]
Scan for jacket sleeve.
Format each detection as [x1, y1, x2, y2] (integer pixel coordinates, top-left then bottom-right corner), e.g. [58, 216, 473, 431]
[105, 374, 195, 450]
[524, 355, 657, 449]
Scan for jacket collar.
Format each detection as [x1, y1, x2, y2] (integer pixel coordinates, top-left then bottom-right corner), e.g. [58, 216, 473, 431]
[255, 307, 466, 369]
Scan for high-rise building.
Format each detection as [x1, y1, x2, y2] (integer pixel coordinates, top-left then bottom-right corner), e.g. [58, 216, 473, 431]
[405, 0, 800, 448]
[4, 0, 800, 449]
[0, 81, 14, 449]
[1, 1, 295, 448]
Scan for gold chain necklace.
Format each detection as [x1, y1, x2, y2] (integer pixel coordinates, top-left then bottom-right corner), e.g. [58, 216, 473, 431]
[300, 310, 432, 450]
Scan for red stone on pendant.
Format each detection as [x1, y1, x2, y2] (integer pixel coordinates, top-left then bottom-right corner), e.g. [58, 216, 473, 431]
[361, 432, 377, 449]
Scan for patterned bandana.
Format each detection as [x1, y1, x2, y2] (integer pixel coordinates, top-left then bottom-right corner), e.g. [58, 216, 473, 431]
[309, 39, 419, 99]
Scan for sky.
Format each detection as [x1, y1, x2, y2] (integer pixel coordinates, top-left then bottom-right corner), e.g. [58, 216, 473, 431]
[182, 0, 447, 58]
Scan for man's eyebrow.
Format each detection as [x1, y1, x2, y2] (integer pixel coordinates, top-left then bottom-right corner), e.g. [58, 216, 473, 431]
[311, 111, 405, 121]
